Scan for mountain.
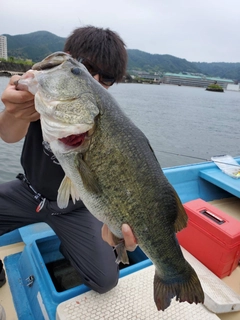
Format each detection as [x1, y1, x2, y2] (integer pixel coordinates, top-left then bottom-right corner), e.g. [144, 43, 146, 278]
[193, 62, 240, 81]
[127, 49, 200, 74]
[2, 31, 240, 81]
[3, 31, 66, 62]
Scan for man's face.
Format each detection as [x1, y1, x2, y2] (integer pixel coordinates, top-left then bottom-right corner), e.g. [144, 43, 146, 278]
[77, 57, 115, 89]
[93, 74, 110, 89]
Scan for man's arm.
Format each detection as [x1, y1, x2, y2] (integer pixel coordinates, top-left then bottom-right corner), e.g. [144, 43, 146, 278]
[0, 75, 39, 143]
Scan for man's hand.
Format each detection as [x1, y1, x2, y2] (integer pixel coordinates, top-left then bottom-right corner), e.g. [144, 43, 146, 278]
[1, 75, 39, 122]
[0, 75, 40, 142]
[102, 223, 138, 251]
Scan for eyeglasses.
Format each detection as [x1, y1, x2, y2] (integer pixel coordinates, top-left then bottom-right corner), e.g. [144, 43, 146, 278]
[79, 58, 116, 87]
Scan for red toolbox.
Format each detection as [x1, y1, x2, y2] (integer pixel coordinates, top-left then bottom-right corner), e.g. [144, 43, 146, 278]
[177, 198, 240, 278]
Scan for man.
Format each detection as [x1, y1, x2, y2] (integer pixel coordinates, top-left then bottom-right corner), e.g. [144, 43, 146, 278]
[0, 26, 136, 297]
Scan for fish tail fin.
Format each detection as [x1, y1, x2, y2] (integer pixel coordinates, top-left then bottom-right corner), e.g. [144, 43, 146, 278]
[57, 175, 80, 208]
[174, 194, 188, 232]
[111, 233, 129, 265]
[154, 264, 204, 311]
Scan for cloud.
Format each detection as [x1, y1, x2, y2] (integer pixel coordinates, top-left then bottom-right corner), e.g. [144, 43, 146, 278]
[1, 0, 240, 62]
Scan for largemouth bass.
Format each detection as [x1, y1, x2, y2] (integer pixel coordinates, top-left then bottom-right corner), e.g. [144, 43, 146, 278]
[18, 52, 204, 311]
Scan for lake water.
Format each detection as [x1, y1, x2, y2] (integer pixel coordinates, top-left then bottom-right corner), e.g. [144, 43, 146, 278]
[0, 76, 239, 184]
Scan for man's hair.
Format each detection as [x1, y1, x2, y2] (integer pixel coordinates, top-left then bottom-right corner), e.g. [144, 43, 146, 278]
[64, 26, 127, 82]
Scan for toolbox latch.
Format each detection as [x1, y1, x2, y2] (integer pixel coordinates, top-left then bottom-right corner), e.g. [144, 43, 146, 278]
[200, 209, 225, 225]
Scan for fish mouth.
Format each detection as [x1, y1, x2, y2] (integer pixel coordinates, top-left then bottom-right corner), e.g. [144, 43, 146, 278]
[58, 132, 88, 147]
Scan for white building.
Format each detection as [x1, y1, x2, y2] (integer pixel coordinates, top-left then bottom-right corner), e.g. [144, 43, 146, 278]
[226, 84, 240, 91]
[162, 72, 234, 89]
[0, 35, 8, 59]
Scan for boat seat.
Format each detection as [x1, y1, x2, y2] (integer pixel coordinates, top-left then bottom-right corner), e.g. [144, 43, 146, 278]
[199, 168, 240, 198]
[18, 222, 55, 245]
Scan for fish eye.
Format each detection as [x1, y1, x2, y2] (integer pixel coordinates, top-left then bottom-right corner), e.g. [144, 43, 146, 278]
[71, 67, 81, 75]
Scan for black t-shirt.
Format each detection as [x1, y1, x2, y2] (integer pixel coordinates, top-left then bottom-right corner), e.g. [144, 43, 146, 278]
[21, 120, 65, 200]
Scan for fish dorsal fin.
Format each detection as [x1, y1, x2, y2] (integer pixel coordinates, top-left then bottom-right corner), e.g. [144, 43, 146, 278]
[57, 175, 80, 208]
[77, 155, 101, 194]
[174, 194, 188, 232]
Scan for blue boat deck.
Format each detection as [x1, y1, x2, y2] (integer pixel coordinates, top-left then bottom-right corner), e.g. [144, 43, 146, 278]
[199, 168, 240, 198]
[1, 157, 240, 319]
[3, 222, 150, 320]
[164, 158, 240, 203]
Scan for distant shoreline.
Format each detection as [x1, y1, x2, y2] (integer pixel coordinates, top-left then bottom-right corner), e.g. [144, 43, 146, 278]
[0, 71, 24, 77]
[0, 61, 31, 77]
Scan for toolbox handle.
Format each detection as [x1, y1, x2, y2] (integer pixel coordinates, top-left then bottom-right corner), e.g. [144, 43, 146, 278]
[200, 209, 225, 225]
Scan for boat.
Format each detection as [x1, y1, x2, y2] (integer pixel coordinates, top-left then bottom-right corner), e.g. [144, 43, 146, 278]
[1, 156, 240, 320]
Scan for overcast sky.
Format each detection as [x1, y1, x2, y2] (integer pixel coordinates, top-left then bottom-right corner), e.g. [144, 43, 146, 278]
[1, 0, 240, 63]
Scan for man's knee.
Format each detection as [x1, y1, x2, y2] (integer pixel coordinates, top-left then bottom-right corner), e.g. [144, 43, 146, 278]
[92, 268, 119, 294]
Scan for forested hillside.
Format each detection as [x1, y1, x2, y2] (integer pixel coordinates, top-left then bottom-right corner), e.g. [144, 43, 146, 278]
[127, 49, 200, 74]
[2, 31, 240, 81]
[4, 31, 66, 62]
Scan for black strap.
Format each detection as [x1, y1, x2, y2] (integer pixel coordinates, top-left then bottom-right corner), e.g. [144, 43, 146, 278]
[16, 173, 44, 202]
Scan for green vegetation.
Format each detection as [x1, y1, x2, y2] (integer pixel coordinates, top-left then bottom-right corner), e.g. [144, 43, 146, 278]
[3, 31, 66, 62]
[206, 83, 224, 92]
[0, 57, 33, 65]
[127, 49, 199, 74]
[0, 57, 33, 74]
[2, 31, 240, 81]
[193, 62, 240, 82]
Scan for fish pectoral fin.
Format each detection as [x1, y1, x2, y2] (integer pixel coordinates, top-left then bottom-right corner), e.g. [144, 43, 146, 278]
[174, 194, 188, 232]
[57, 175, 80, 208]
[77, 156, 101, 194]
[70, 181, 81, 204]
[112, 234, 129, 265]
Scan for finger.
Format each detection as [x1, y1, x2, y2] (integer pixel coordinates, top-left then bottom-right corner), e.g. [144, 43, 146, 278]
[16, 108, 40, 121]
[6, 75, 34, 98]
[9, 75, 21, 85]
[9, 73, 31, 86]
[15, 72, 35, 91]
[101, 223, 108, 241]
[122, 224, 138, 251]
[101, 224, 115, 246]
[2, 85, 34, 104]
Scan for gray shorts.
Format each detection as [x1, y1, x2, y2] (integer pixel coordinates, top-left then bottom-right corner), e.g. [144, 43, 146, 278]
[0, 178, 119, 293]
